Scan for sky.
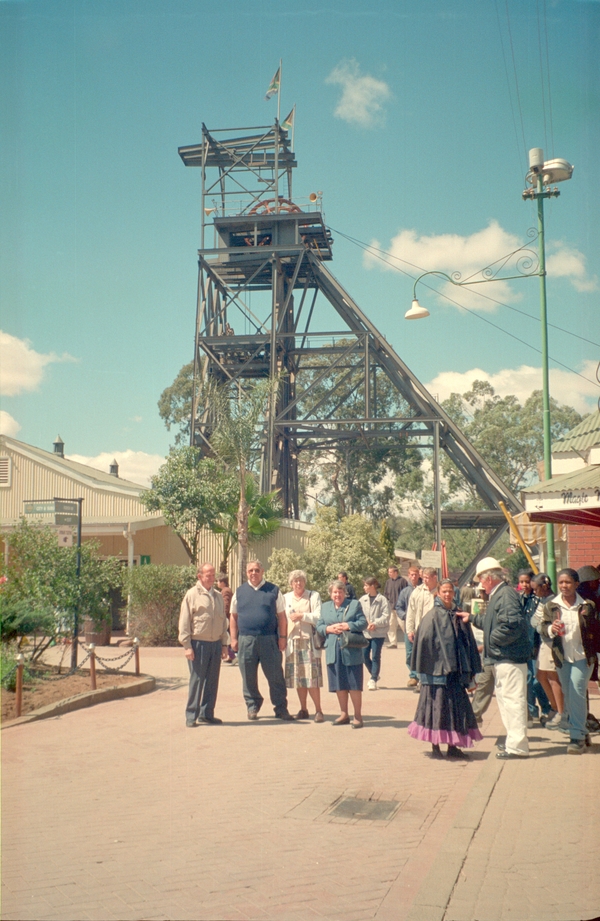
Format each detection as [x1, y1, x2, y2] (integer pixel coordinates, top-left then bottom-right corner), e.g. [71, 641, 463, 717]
[1, 0, 599, 486]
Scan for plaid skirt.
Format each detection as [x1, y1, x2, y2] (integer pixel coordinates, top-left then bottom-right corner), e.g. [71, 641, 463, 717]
[285, 636, 323, 689]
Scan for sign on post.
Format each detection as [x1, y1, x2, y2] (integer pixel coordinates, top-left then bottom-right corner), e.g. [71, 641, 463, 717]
[23, 500, 55, 516]
[56, 527, 74, 547]
[420, 550, 442, 568]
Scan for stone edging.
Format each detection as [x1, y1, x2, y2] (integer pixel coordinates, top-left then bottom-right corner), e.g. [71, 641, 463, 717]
[1, 675, 156, 730]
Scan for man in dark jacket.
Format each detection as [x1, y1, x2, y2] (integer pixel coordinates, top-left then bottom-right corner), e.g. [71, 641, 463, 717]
[465, 557, 531, 759]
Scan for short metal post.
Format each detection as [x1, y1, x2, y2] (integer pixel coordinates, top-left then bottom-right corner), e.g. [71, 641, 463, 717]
[133, 637, 140, 677]
[15, 654, 24, 718]
[89, 643, 97, 690]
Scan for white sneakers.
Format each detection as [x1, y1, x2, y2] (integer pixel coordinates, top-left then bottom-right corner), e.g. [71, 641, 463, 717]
[367, 678, 377, 691]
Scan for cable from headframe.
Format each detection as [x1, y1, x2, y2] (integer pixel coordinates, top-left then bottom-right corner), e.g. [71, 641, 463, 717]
[536, 0, 549, 155]
[542, 0, 555, 157]
[503, 0, 528, 162]
[494, 0, 524, 179]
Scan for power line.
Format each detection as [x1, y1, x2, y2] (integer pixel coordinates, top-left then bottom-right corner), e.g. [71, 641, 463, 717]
[330, 227, 600, 348]
[328, 226, 600, 391]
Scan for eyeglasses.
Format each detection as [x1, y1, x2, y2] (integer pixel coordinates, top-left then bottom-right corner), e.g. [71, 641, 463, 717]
[247, 568, 261, 573]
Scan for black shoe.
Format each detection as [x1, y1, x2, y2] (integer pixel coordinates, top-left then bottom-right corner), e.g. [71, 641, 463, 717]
[496, 750, 527, 760]
[495, 738, 506, 751]
[275, 710, 295, 721]
[247, 709, 259, 721]
[447, 745, 470, 760]
[430, 744, 444, 760]
[185, 720, 197, 728]
[198, 716, 223, 725]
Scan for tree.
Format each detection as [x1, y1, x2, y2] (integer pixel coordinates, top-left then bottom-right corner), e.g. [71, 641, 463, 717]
[211, 478, 283, 574]
[379, 520, 396, 563]
[158, 357, 423, 520]
[208, 378, 278, 584]
[1, 520, 123, 661]
[267, 507, 389, 598]
[441, 381, 583, 498]
[157, 361, 197, 444]
[141, 448, 238, 562]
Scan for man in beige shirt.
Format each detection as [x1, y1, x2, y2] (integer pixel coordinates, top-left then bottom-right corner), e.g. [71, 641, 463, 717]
[406, 567, 439, 644]
[178, 563, 229, 727]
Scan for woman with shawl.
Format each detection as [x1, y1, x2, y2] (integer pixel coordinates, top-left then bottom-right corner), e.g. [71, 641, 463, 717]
[408, 579, 482, 760]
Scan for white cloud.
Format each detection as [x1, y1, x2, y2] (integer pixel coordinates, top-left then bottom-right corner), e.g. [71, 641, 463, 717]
[365, 221, 598, 305]
[326, 59, 391, 128]
[547, 243, 598, 292]
[0, 411, 21, 437]
[66, 450, 165, 487]
[0, 331, 77, 396]
[425, 360, 599, 415]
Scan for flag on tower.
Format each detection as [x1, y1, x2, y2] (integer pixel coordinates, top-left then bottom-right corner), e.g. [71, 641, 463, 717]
[281, 105, 295, 132]
[265, 66, 281, 100]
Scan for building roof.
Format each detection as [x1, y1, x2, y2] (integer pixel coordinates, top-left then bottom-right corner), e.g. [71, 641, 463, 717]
[1, 435, 146, 496]
[552, 410, 600, 455]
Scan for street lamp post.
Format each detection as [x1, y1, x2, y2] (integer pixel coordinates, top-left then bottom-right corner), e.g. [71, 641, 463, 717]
[406, 148, 573, 586]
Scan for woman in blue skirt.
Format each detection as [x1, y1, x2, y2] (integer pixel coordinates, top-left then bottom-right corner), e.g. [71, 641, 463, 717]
[317, 580, 367, 728]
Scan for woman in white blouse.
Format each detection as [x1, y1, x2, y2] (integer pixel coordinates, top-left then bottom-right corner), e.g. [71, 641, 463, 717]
[283, 570, 324, 722]
[540, 568, 600, 754]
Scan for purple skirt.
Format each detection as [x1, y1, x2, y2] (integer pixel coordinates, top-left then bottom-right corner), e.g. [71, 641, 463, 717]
[408, 674, 483, 748]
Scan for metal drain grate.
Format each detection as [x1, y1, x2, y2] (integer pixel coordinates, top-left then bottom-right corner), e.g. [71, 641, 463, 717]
[328, 796, 400, 821]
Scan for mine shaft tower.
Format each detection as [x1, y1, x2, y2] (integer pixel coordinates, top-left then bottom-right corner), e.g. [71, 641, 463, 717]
[179, 122, 523, 580]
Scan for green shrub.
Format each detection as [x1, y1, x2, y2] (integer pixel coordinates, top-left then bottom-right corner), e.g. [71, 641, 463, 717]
[126, 565, 197, 646]
[267, 508, 389, 598]
[266, 548, 302, 593]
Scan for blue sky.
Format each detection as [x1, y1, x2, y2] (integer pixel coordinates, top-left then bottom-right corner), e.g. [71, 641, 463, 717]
[1, 0, 599, 484]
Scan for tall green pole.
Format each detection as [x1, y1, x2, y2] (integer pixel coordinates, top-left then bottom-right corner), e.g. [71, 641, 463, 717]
[535, 172, 556, 587]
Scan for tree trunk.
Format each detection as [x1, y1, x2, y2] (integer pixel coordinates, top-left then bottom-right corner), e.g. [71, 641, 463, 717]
[237, 466, 249, 585]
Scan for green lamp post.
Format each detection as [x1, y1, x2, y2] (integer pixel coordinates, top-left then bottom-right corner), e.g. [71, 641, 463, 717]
[406, 148, 573, 586]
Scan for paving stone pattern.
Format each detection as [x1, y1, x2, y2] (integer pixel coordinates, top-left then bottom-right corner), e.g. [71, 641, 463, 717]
[2, 644, 599, 921]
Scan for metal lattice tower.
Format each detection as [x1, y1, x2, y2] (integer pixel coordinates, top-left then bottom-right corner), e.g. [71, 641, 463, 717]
[179, 122, 523, 581]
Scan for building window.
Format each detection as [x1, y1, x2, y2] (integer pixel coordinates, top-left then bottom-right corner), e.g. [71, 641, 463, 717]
[0, 456, 11, 488]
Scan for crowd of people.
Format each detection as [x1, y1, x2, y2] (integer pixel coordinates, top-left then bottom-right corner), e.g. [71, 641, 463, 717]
[177, 558, 600, 758]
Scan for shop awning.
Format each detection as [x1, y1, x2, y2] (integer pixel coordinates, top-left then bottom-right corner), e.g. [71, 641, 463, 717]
[521, 465, 600, 528]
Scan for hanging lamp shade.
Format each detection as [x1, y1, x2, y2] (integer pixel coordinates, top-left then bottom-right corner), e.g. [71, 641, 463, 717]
[404, 299, 430, 320]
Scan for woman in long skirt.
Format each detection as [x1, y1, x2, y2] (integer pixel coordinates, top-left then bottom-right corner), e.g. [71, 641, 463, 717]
[408, 579, 482, 760]
[283, 570, 324, 722]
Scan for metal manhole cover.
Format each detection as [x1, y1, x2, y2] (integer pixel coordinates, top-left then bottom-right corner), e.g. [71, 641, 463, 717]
[328, 797, 400, 821]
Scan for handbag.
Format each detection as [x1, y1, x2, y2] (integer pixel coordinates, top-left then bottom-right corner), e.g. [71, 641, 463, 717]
[339, 630, 369, 650]
[312, 627, 326, 649]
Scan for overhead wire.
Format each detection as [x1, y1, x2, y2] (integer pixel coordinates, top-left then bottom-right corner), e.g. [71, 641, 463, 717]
[494, 0, 524, 178]
[327, 226, 600, 392]
[503, 0, 528, 162]
[330, 227, 600, 349]
[536, 0, 549, 154]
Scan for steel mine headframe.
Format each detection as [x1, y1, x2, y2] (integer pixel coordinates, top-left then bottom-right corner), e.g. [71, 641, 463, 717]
[178, 122, 524, 582]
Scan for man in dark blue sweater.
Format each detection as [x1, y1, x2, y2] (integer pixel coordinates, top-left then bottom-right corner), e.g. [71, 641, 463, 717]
[229, 560, 293, 720]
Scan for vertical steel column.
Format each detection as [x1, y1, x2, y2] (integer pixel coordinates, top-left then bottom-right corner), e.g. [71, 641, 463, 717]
[433, 421, 442, 574]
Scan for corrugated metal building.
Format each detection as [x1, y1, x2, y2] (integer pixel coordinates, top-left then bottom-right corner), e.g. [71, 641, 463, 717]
[0, 435, 311, 587]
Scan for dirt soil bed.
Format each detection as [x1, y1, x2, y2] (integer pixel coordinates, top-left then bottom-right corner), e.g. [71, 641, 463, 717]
[2, 668, 139, 723]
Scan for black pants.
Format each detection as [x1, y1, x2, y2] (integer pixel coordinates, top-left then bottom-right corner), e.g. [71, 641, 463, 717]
[237, 634, 288, 715]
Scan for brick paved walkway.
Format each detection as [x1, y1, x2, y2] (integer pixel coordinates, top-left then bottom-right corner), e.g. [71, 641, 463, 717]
[2, 643, 599, 921]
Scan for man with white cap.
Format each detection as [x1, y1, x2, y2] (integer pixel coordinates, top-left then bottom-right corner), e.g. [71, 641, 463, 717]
[462, 557, 531, 759]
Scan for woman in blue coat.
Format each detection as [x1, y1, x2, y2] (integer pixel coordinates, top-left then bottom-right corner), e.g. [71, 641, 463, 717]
[317, 579, 368, 728]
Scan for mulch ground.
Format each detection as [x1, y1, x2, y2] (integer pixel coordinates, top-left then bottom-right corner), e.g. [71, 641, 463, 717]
[2, 667, 140, 723]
